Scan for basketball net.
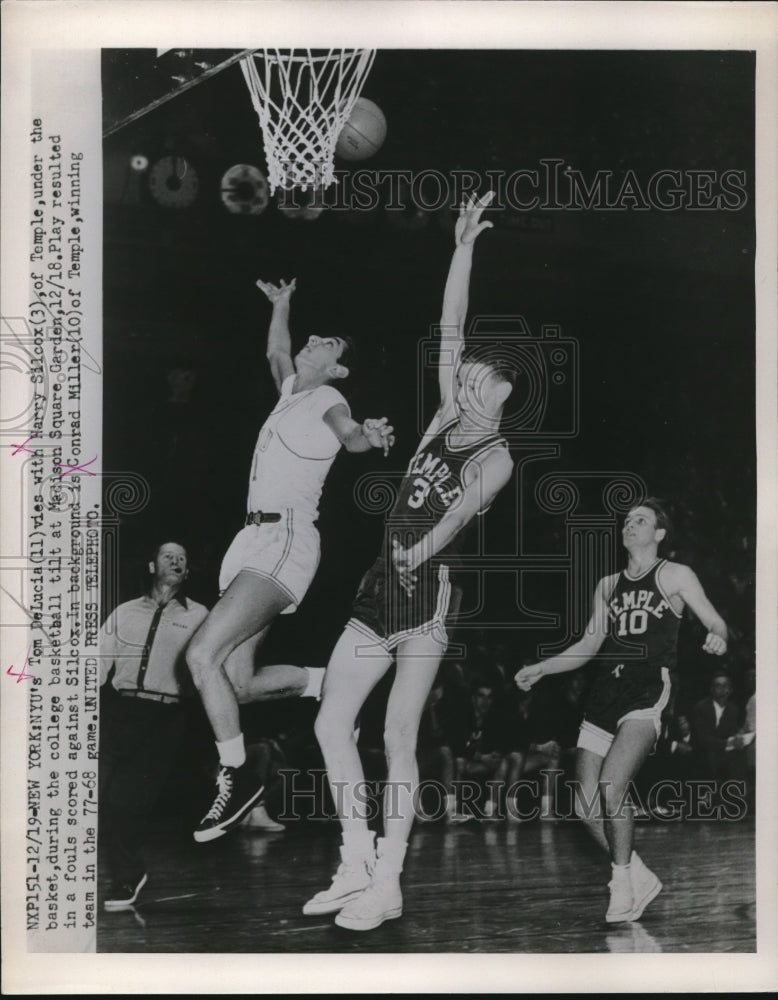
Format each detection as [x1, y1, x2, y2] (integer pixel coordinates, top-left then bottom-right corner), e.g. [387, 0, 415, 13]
[240, 49, 376, 194]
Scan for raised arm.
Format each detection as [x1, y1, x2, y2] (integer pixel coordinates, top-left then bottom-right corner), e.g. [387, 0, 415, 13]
[437, 191, 495, 415]
[514, 576, 617, 691]
[256, 278, 297, 394]
[323, 404, 395, 456]
[391, 444, 513, 589]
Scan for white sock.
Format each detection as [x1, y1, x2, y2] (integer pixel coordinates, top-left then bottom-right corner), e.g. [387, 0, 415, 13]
[376, 836, 407, 874]
[302, 666, 325, 699]
[379, 837, 408, 855]
[343, 828, 375, 855]
[630, 850, 643, 868]
[612, 862, 631, 875]
[216, 733, 246, 768]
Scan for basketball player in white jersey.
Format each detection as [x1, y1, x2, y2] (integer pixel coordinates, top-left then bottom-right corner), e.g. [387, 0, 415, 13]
[516, 499, 728, 923]
[188, 278, 394, 842]
[305, 192, 516, 930]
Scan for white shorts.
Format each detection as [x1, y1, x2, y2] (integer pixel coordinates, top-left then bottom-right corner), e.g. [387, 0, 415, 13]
[218, 510, 320, 614]
[577, 720, 618, 758]
[576, 665, 671, 757]
[576, 705, 666, 759]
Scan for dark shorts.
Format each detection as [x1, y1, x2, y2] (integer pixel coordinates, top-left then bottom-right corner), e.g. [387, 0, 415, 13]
[347, 556, 462, 652]
[578, 663, 672, 757]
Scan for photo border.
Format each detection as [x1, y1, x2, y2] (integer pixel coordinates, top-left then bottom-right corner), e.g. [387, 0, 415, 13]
[2, 1, 776, 993]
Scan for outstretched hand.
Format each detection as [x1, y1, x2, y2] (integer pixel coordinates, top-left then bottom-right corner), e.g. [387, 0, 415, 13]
[515, 663, 543, 691]
[362, 417, 395, 457]
[256, 277, 297, 303]
[455, 190, 495, 247]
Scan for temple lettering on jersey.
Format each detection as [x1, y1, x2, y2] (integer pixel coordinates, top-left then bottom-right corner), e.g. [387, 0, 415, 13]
[598, 560, 681, 666]
[406, 450, 463, 510]
[386, 421, 508, 560]
[607, 588, 671, 619]
[387, 421, 507, 548]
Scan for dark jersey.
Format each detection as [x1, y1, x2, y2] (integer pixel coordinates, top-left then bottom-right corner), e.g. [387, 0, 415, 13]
[384, 419, 508, 568]
[596, 559, 682, 673]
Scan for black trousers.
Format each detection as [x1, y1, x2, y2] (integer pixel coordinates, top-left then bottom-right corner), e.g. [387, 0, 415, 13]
[99, 688, 186, 884]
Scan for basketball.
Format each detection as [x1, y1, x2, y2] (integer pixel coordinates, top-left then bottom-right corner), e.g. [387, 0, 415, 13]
[335, 97, 387, 161]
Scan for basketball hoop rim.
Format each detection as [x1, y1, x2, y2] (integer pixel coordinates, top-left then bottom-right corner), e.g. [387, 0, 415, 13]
[239, 47, 378, 193]
[247, 49, 371, 67]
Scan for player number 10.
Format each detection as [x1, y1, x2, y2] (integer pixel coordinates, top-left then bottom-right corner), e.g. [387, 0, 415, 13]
[617, 609, 648, 636]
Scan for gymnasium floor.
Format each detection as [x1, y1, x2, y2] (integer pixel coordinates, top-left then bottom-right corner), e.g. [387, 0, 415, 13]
[97, 815, 755, 954]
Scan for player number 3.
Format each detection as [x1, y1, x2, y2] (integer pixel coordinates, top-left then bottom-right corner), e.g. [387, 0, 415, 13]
[407, 477, 430, 510]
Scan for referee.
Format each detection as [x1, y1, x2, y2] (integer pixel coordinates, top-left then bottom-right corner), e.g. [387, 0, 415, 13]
[99, 541, 208, 910]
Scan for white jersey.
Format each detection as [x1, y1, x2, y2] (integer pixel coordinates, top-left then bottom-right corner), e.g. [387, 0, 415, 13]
[248, 374, 348, 521]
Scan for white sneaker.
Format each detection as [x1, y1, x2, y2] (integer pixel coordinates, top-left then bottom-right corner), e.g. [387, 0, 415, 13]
[605, 867, 634, 923]
[629, 854, 662, 920]
[334, 836, 405, 931]
[302, 846, 373, 916]
[334, 877, 403, 930]
[244, 804, 284, 832]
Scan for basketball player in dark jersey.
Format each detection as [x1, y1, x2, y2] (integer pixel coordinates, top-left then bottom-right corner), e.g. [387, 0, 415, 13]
[516, 499, 728, 923]
[305, 192, 515, 930]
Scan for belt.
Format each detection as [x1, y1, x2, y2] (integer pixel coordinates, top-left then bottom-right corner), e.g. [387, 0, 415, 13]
[119, 689, 181, 705]
[246, 510, 282, 526]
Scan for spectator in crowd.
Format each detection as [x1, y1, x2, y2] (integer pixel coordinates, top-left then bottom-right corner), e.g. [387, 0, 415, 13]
[440, 659, 468, 693]
[690, 670, 746, 790]
[99, 541, 208, 910]
[416, 675, 461, 823]
[488, 640, 514, 689]
[452, 680, 521, 820]
[512, 687, 563, 820]
[742, 670, 756, 765]
[555, 672, 587, 762]
[737, 667, 756, 807]
[662, 711, 694, 775]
